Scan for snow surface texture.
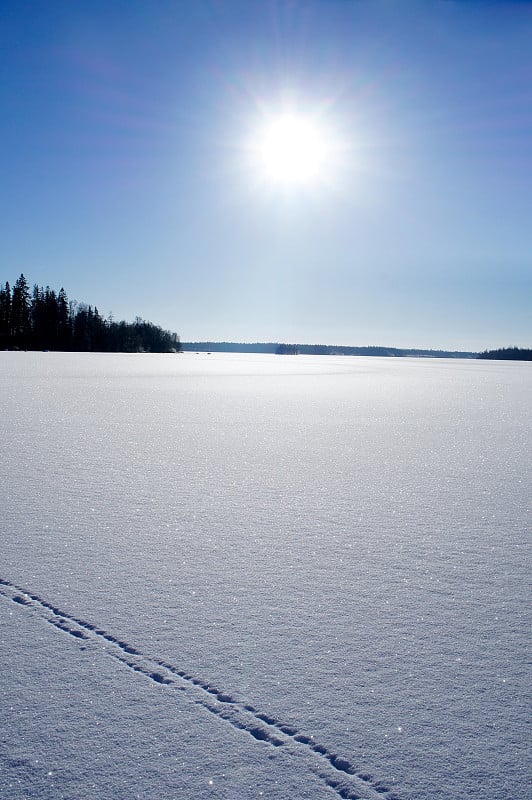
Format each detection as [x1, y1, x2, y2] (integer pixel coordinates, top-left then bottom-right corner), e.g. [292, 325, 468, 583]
[1, 352, 530, 800]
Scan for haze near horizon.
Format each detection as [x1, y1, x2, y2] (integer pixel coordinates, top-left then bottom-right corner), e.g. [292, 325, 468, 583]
[1, 0, 531, 350]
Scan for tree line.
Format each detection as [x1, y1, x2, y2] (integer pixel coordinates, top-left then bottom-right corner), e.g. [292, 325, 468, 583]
[182, 341, 476, 358]
[477, 347, 532, 361]
[0, 274, 181, 353]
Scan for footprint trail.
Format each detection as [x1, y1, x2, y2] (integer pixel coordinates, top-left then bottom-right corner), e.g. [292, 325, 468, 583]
[0, 577, 401, 800]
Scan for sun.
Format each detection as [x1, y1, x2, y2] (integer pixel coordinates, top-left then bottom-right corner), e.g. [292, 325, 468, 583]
[247, 110, 338, 187]
[257, 114, 328, 184]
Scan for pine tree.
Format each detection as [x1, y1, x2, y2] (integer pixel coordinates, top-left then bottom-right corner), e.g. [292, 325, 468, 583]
[0, 282, 11, 348]
[11, 274, 31, 348]
[57, 288, 71, 350]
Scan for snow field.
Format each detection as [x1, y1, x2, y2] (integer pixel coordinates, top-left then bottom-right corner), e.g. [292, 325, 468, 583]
[1, 352, 530, 799]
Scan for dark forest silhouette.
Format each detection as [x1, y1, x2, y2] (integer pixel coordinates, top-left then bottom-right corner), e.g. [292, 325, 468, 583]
[478, 347, 532, 361]
[0, 274, 181, 353]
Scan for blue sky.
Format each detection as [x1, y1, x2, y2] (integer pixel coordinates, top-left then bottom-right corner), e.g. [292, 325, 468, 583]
[1, 0, 531, 350]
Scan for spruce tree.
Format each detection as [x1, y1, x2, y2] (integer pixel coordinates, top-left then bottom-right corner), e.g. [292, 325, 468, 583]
[11, 274, 31, 348]
[0, 282, 11, 348]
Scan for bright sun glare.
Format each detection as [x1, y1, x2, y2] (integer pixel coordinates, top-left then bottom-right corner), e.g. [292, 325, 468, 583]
[258, 114, 327, 183]
[250, 111, 337, 187]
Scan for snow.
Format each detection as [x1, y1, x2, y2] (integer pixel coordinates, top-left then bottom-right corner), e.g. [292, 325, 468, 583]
[1, 351, 530, 800]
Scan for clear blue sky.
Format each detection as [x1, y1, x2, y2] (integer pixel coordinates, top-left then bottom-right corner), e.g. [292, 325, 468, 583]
[1, 0, 531, 350]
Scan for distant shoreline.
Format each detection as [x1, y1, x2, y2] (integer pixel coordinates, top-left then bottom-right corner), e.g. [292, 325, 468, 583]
[181, 341, 478, 358]
[181, 343, 532, 360]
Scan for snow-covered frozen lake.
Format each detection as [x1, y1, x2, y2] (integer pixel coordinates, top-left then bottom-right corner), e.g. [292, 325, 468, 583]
[1, 352, 530, 800]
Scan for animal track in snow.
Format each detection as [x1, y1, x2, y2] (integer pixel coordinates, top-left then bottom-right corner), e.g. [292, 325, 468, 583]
[0, 577, 401, 800]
